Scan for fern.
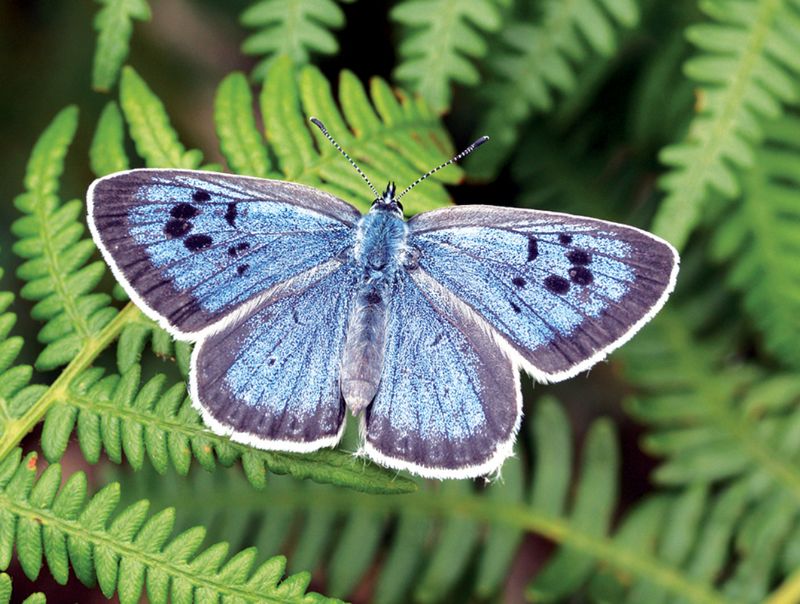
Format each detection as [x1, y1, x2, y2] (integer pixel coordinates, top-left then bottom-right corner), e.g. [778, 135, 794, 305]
[612, 295, 800, 601]
[119, 67, 205, 169]
[241, 0, 353, 79]
[116, 398, 729, 603]
[0, 450, 334, 603]
[11, 106, 118, 372]
[92, 0, 151, 92]
[215, 56, 461, 214]
[0, 275, 44, 466]
[0, 573, 45, 604]
[39, 364, 415, 494]
[468, 0, 640, 179]
[710, 114, 800, 370]
[652, 0, 800, 250]
[390, 0, 503, 113]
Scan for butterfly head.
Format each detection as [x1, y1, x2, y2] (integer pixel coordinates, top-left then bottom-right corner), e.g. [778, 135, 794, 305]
[371, 182, 404, 217]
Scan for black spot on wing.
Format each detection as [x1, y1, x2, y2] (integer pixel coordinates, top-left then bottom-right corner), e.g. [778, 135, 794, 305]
[228, 242, 250, 257]
[165, 219, 192, 238]
[544, 275, 570, 294]
[527, 237, 538, 262]
[512, 276, 526, 288]
[567, 249, 590, 265]
[558, 233, 573, 244]
[510, 301, 521, 313]
[236, 264, 249, 276]
[193, 190, 211, 202]
[184, 234, 213, 251]
[569, 266, 593, 286]
[224, 202, 238, 227]
[171, 203, 199, 219]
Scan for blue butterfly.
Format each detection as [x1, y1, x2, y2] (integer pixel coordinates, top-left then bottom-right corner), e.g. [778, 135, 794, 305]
[87, 118, 679, 479]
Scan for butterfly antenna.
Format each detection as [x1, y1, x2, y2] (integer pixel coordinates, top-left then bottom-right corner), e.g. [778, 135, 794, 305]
[309, 117, 380, 198]
[395, 135, 490, 201]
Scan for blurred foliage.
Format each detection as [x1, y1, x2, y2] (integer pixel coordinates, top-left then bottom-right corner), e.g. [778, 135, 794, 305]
[1, 0, 800, 602]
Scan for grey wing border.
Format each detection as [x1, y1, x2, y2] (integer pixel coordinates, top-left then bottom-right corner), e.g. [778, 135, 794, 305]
[408, 204, 681, 383]
[86, 168, 360, 341]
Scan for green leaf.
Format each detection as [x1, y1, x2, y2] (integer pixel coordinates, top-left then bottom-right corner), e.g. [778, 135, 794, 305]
[0, 452, 336, 603]
[258, 56, 458, 214]
[0, 573, 46, 604]
[391, 0, 502, 112]
[241, 0, 351, 78]
[214, 72, 273, 177]
[91, 0, 151, 92]
[11, 107, 118, 372]
[652, 0, 800, 249]
[710, 115, 800, 369]
[468, 0, 640, 179]
[39, 364, 416, 494]
[119, 66, 204, 168]
[115, 397, 728, 604]
[90, 101, 130, 176]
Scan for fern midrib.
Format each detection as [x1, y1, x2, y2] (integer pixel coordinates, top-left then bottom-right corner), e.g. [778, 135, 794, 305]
[285, 0, 303, 57]
[37, 207, 94, 342]
[663, 313, 800, 502]
[656, 0, 782, 247]
[0, 303, 141, 461]
[181, 487, 728, 604]
[414, 0, 460, 95]
[739, 161, 798, 334]
[0, 491, 306, 603]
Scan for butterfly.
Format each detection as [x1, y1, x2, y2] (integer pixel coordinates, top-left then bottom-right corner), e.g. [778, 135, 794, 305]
[87, 118, 679, 479]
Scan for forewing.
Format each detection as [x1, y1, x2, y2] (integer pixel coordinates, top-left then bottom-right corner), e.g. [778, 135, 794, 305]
[88, 169, 360, 336]
[191, 263, 355, 450]
[408, 205, 679, 380]
[363, 270, 520, 479]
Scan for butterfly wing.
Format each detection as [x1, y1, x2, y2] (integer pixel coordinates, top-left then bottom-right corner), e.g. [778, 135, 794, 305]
[362, 270, 520, 479]
[408, 205, 679, 381]
[191, 262, 355, 450]
[88, 169, 360, 337]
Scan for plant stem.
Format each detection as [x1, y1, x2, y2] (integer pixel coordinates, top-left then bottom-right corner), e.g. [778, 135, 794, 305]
[0, 303, 141, 460]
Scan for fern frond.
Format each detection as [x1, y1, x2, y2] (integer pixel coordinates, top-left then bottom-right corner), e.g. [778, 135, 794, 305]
[0, 274, 44, 458]
[0, 450, 335, 603]
[38, 364, 416, 494]
[116, 398, 727, 603]
[216, 57, 460, 213]
[621, 306, 800, 498]
[0, 573, 45, 604]
[616, 299, 800, 601]
[390, 0, 503, 113]
[241, 0, 352, 79]
[92, 0, 151, 92]
[119, 66, 204, 169]
[468, 0, 640, 179]
[710, 114, 800, 369]
[11, 107, 118, 371]
[652, 0, 800, 249]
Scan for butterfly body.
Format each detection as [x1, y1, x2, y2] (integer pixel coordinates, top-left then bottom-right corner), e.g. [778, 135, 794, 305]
[341, 194, 409, 414]
[88, 165, 679, 479]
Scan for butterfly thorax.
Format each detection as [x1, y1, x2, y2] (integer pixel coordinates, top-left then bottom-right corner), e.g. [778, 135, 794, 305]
[341, 206, 408, 415]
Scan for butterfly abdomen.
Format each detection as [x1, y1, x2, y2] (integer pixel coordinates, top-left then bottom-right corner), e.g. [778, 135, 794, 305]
[341, 208, 408, 414]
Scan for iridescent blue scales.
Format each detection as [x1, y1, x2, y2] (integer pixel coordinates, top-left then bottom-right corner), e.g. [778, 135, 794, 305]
[88, 169, 678, 478]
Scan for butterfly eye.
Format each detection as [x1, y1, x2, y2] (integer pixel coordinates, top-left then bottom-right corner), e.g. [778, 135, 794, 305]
[396, 201, 404, 212]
